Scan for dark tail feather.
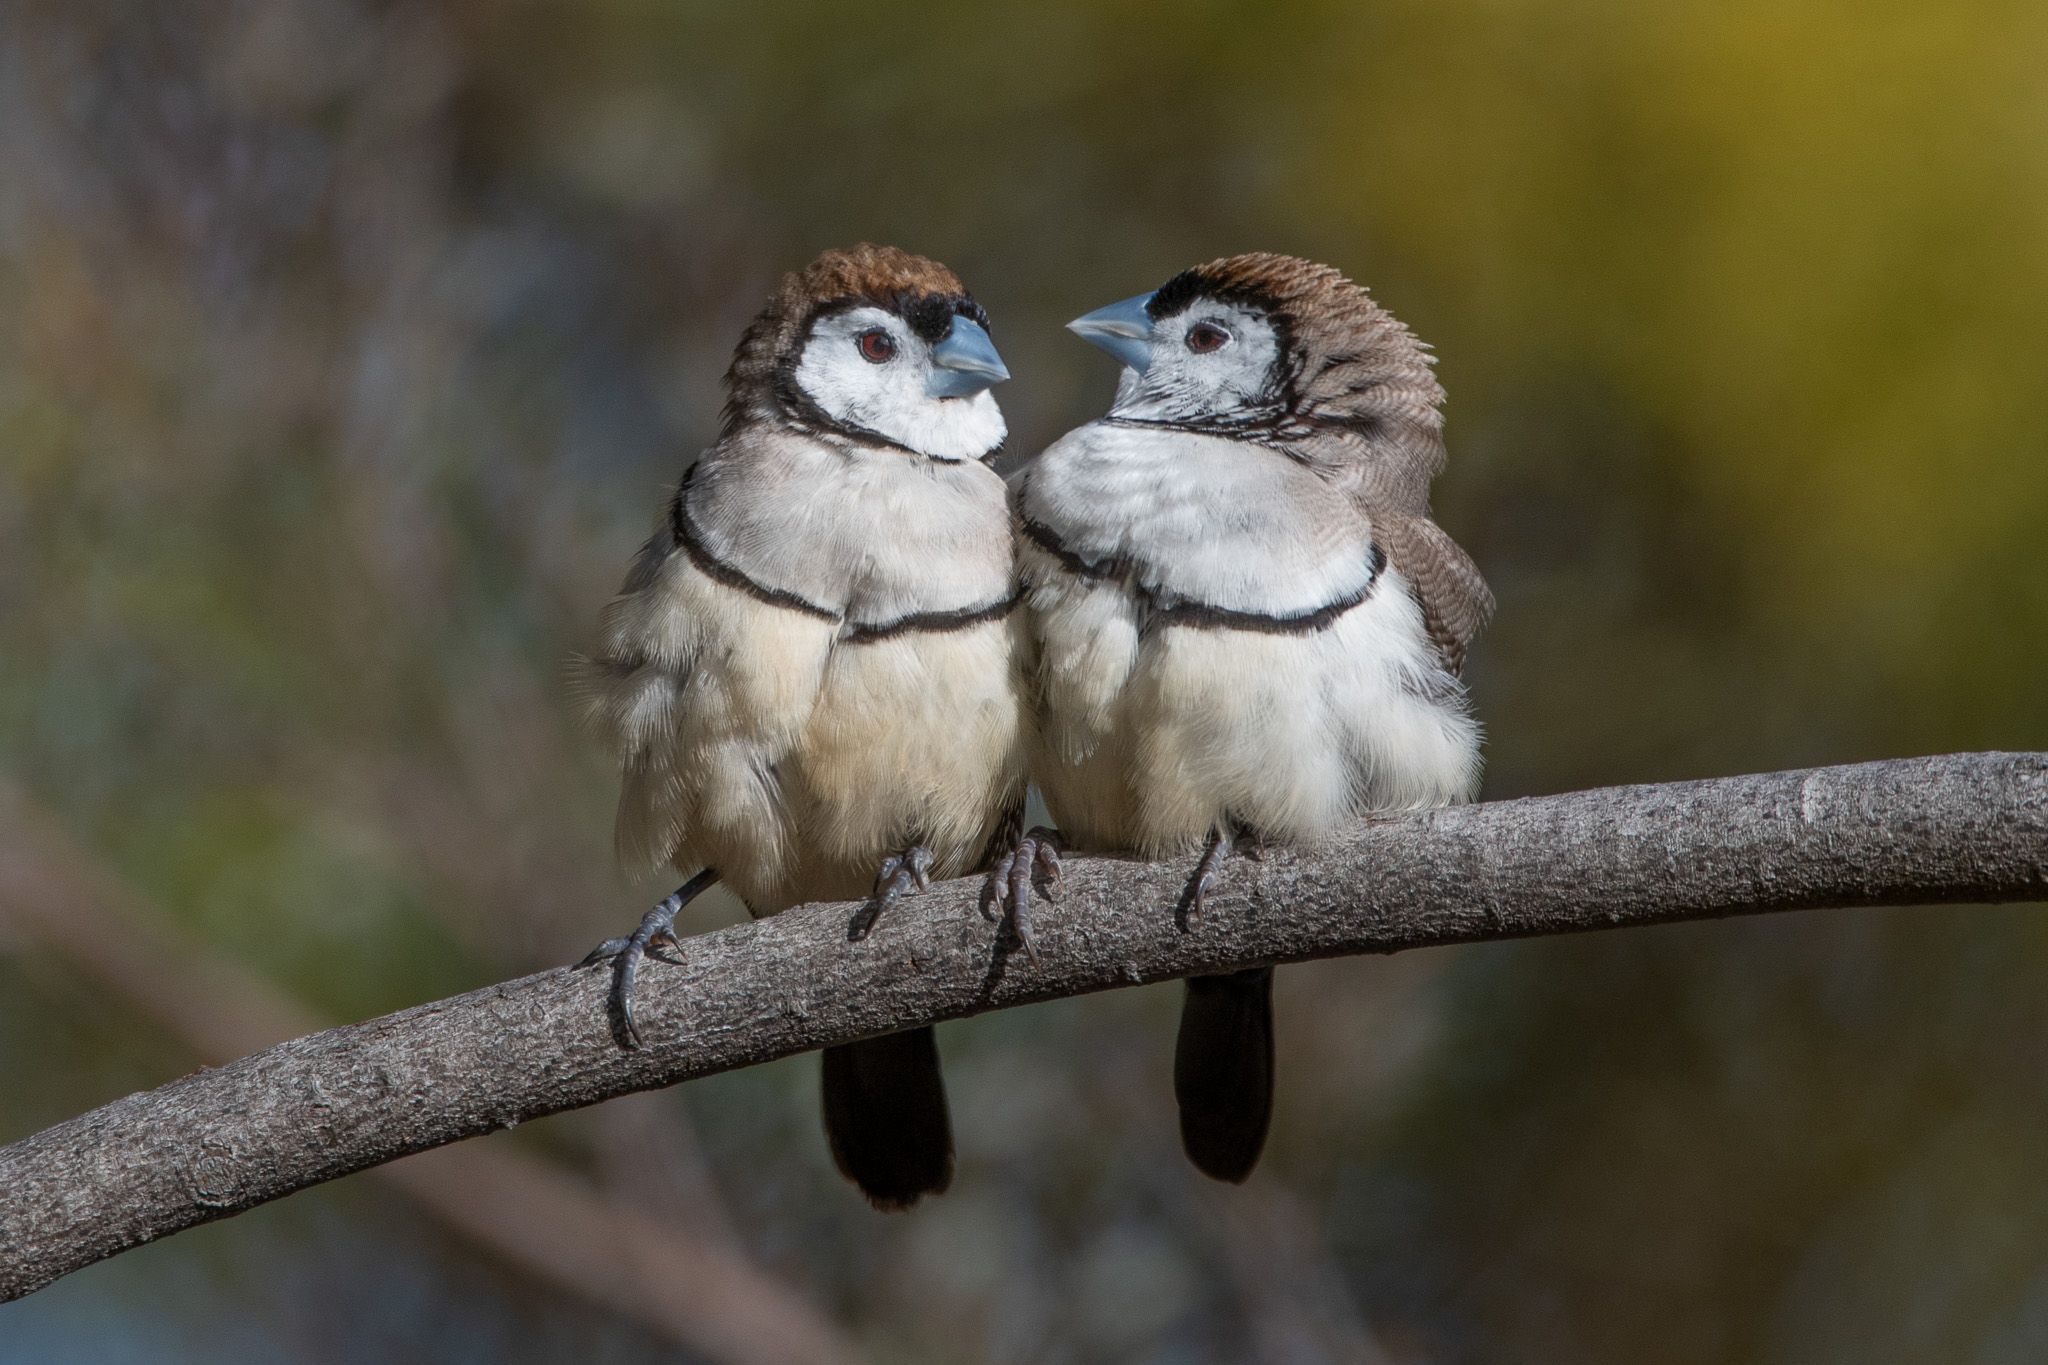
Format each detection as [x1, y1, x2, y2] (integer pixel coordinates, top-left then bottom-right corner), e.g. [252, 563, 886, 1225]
[1174, 966, 1275, 1183]
[821, 1027, 954, 1210]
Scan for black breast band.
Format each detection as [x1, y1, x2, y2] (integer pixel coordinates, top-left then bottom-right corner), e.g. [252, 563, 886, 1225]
[670, 466, 1018, 643]
[1020, 518, 1385, 636]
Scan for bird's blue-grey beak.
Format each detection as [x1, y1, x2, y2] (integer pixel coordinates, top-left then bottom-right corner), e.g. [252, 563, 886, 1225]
[926, 317, 1010, 398]
[1067, 292, 1158, 374]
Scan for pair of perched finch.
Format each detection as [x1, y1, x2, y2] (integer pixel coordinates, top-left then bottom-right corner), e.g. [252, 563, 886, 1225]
[576, 245, 1489, 1209]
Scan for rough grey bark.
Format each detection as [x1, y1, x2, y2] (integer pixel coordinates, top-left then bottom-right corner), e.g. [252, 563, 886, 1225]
[3, 753, 2044, 1301]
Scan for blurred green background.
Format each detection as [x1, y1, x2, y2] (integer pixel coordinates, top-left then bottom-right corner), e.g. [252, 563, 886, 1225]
[3, 1, 2046, 1361]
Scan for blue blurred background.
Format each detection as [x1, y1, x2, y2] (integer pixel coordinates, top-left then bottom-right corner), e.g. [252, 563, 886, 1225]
[3, 2, 2046, 1361]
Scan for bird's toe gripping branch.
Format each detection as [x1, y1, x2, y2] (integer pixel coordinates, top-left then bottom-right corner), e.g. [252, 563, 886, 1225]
[849, 845, 935, 941]
[982, 826, 1062, 962]
[579, 868, 719, 1049]
[1176, 828, 1236, 929]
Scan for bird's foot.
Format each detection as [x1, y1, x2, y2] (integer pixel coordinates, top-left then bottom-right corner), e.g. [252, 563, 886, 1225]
[578, 869, 717, 1049]
[850, 845, 934, 941]
[1176, 828, 1234, 928]
[981, 826, 1062, 963]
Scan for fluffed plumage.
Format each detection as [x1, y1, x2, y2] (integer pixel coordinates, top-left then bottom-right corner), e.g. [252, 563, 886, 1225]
[1018, 252, 1490, 1182]
[578, 245, 1028, 1209]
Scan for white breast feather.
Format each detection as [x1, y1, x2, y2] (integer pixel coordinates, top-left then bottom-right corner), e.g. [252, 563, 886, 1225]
[1021, 423, 1482, 858]
[1022, 424, 1377, 614]
[1023, 558, 1142, 765]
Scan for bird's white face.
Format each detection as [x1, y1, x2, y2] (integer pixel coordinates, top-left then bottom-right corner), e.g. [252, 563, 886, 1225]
[1083, 297, 1283, 425]
[1123, 299, 1282, 420]
[793, 305, 1008, 462]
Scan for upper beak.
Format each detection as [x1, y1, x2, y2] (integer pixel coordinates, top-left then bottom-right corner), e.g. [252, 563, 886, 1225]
[926, 317, 1010, 398]
[1067, 292, 1158, 374]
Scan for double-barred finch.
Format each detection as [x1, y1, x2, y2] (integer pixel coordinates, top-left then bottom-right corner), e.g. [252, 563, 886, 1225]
[575, 245, 1030, 1210]
[1009, 253, 1490, 1183]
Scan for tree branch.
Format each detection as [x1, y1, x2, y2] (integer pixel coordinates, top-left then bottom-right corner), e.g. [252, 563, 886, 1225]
[0, 789, 856, 1363]
[4, 753, 2044, 1301]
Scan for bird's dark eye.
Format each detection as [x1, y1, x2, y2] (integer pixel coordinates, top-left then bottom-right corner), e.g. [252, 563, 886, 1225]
[857, 329, 896, 363]
[1186, 322, 1231, 353]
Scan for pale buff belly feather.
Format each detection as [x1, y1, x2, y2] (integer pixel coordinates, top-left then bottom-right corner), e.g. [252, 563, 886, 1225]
[589, 550, 1028, 916]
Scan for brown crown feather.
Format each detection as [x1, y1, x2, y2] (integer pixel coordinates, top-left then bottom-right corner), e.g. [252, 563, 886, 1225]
[1154, 252, 1491, 674]
[722, 244, 982, 434]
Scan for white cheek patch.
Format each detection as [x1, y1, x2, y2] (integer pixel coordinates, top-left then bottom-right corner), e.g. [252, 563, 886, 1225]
[875, 388, 1007, 463]
[792, 306, 1006, 461]
[1115, 301, 1281, 423]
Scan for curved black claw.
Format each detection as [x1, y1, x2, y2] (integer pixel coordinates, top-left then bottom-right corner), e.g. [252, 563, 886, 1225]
[983, 826, 1062, 963]
[850, 845, 935, 941]
[1175, 828, 1234, 930]
[579, 869, 718, 1049]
